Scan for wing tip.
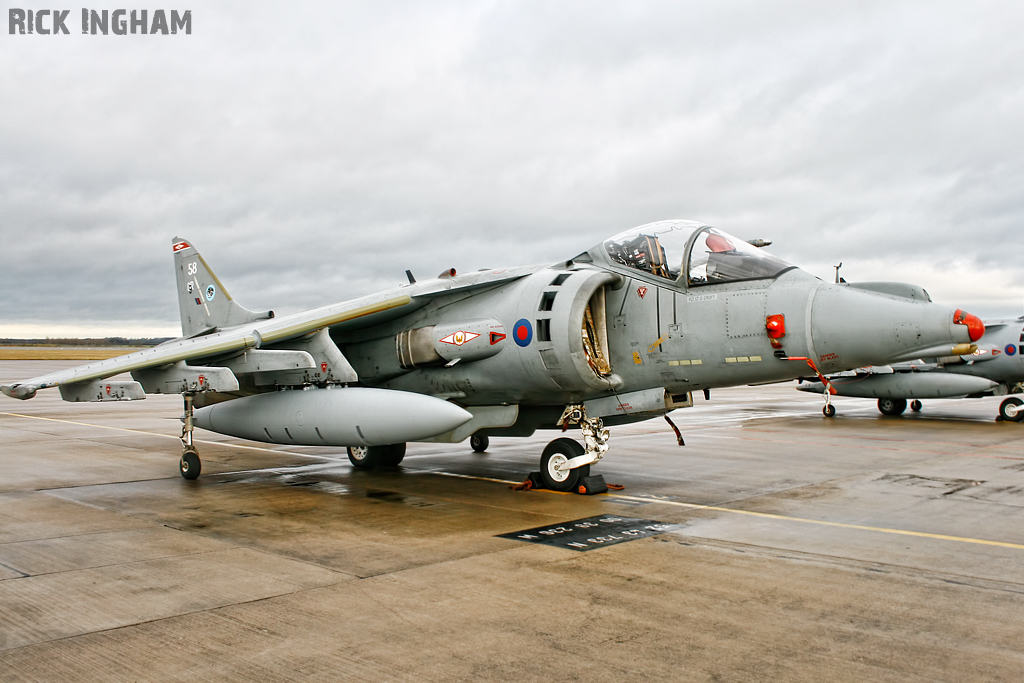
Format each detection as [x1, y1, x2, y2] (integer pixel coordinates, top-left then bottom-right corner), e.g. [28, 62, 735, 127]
[1, 383, 37, 400]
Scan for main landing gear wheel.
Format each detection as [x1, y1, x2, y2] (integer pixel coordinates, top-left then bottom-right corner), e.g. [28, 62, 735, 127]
[823, 404, 836, 417]
[910, 400, 923, 412]
[539, 438, 590, 492]
[179, 449, 201, 480]
[347, 443, 406, 469]
[470, 435, 489, 453]
[878, 398, 908, 416]
[999, 397, 1023, 422]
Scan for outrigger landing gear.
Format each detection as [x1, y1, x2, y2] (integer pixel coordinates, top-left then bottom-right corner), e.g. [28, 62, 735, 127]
[179, 393, 201, 480]
[538, 405, 609, 492]
[783, 356, 837, 418]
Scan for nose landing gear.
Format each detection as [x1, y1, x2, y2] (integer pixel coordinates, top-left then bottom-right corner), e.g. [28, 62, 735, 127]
[540, 438, 590, 491]
[537, 405, 610, 492]
[999, 397, 1023, 422]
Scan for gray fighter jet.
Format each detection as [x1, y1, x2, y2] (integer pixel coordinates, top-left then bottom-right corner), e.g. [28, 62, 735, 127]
[798, 316, 1023, 421]
[2, 220, 985, 491]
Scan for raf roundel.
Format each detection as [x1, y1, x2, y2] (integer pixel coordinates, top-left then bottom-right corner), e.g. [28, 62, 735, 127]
[1007, 344, 1017, 357]
[513, 319, 533, 347]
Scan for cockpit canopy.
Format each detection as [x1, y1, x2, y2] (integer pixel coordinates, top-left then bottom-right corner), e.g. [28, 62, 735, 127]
[599, 220, 793, 286]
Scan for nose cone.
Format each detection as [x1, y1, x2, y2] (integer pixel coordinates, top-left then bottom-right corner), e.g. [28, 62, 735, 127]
[809, 284, 980, 373]
[954, 309, 985, 342]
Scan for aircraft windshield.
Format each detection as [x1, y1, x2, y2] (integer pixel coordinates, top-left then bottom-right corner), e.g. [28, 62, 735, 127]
[602, 221, 792, 285]
[602, 221, 700, 282]
[687, 227, 792, 285]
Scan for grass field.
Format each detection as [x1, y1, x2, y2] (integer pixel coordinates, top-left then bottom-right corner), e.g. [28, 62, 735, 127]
[0, 348, 144, 361]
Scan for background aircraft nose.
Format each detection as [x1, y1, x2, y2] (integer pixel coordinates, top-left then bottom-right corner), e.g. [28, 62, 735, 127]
[808, 284, 980, 373]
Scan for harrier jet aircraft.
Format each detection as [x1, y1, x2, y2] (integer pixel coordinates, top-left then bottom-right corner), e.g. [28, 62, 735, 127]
[2, 220, 985, 491]
[798, 316, 1023, 421]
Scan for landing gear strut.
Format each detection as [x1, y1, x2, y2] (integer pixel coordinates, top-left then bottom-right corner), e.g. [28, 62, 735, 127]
[783, 356, 836, 417]
[538, 405, 609, 492]
[179, 393, 201, 480]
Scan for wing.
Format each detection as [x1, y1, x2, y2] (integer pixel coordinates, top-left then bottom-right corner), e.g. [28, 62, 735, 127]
[2, 242, 535, 402]
[1, 290, 415, 400]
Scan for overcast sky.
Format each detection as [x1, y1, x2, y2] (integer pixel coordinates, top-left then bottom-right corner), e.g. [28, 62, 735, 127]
[2, 1, 1024, 338]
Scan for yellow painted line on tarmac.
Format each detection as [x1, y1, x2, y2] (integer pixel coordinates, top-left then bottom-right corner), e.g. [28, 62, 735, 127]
[409, 473, 1024, 541]
[1, 412, 328, 460]
[608, 493, 1024, 550]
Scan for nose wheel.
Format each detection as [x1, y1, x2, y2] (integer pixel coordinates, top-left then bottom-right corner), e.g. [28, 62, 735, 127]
[999, 397, 1023, 422]
[534, 405, 609, 492]
[539, 438, 590, 491]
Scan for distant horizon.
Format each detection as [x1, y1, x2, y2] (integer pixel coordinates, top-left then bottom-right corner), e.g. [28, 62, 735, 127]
[0, 336, 173, 344]
[0, 324, 181, 340]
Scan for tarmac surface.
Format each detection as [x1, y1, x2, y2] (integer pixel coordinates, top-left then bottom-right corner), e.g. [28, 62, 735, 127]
[2, 360, 1024, 681]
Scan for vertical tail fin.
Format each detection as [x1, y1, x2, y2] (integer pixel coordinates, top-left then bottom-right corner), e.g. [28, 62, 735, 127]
[171, 237, 274, 337]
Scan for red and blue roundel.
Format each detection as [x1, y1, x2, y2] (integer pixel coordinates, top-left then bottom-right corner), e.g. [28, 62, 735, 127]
[1007, 344, 1017, 356]
[513, 319, 532, 347]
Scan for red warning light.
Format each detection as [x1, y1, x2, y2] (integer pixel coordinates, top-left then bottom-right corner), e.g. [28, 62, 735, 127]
[766, 314, 786, 339]
[766, 314, 786, 349]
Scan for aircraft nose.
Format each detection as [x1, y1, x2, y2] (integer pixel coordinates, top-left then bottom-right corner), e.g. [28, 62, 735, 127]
[954, 309, 985, 342]
[807, 284, 980, 372]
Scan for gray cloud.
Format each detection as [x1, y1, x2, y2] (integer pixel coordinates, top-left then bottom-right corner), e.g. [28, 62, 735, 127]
[3, 0, 1024, 337]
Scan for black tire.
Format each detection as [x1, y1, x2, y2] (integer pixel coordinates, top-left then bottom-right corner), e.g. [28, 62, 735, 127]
[999, 397, 1023, 422]
[539, 438, 590, 492]
[470, 435, 489, 453]
[823, 404, 836, 417]
[348, 444, 405, 468]
[910, 400, 923, 412]
[180, 449, 201, 480]
[379, 443, 406, 466]
[878, 398, 908, 416]
[347, 445, 379, 469]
